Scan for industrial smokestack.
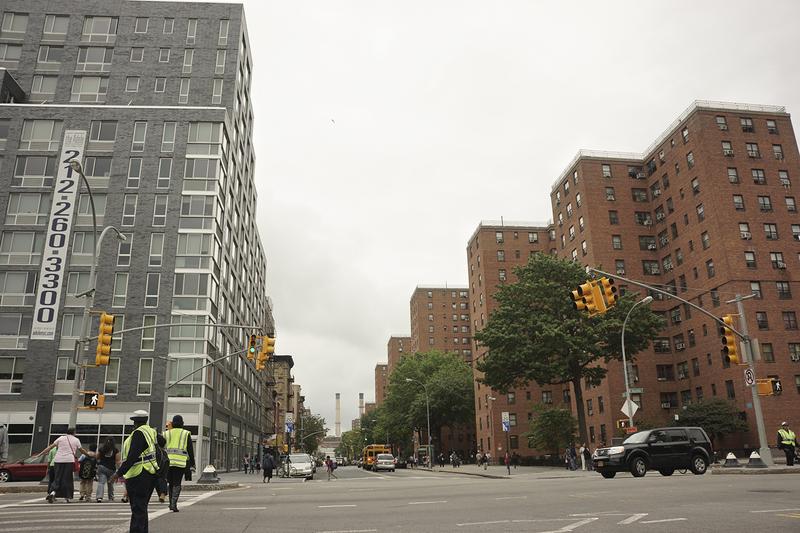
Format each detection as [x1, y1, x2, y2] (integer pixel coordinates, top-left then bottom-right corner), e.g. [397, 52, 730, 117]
[359, 392, 365, 416]
[335, 393, 341, 437]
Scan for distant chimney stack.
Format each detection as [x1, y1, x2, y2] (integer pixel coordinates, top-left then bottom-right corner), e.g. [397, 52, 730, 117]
[335, 393, 341, 437]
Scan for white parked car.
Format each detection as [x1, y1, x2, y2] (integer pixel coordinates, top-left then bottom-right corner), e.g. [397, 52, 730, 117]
[287, 454, 315, 480]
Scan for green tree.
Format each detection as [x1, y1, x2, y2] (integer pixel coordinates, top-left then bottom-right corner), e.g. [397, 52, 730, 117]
[298, 413, 326, 455]
[524, 404, 577, 455]
[336, 429, 366, 462]
[475, 254, 663, 445]
[672, 399, 748, 446]
[383, 350, 475, 452]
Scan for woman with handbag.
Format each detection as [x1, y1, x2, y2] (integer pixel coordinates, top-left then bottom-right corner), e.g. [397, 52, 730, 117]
[37, 427, 94, 503]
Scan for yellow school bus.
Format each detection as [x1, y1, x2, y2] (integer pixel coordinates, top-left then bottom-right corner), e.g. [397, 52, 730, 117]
[362, 444, 392, 470]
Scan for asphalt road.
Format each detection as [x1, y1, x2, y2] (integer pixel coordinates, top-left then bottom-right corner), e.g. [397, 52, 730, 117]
[0, 466, 798, 532]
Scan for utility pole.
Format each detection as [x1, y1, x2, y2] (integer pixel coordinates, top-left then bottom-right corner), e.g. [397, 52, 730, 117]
[732, 294, 773, 465]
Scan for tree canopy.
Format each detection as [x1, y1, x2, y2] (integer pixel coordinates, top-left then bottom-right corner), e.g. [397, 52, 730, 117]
[524, 404, 577, 455]
[383, 350, 475, 450]
[672, 398, 748, 445]
[475, 254, 663, 445]
[298, 413, 326, 455]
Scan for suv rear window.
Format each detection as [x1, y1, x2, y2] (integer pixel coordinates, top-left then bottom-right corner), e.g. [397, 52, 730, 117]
[688, 428, 708, 442]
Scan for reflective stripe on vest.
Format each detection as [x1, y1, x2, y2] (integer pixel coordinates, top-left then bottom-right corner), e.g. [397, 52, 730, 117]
[779, 428, 796, 446]
[165, 428, 190, 468]
[122, 425, 158, 480]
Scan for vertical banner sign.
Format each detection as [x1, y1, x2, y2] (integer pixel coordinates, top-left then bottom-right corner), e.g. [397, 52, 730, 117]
[30, 131, 87, 340]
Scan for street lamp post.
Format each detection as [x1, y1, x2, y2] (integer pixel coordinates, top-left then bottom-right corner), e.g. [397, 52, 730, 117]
[68, 162, 125, 429]
[405, 378, 431, 467]
[621, 296, 653, 427]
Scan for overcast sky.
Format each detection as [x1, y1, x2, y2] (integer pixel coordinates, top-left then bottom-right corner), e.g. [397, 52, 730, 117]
[175, 0, 800, 430]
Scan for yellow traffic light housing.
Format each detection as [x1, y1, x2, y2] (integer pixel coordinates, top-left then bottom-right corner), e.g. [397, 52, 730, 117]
[261, 335, 275, 358]
[95, 312, 114, 366]
[247, 334, 257, 361]
[599, 277, 618, 310]
[756, 379, 773, 396]
[256, 353, 266, 371]
[572, 280, 606, 316]
[720, 314, 741, 365]
[82, 391, 105, 409]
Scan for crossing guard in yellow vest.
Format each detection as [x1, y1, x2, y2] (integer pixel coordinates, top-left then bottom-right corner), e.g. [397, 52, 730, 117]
[163, 414, 195, 512]
[110, 410, 158, 533]
[777, 421, 797, 466]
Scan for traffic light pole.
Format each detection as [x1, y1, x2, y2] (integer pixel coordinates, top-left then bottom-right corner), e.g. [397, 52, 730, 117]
[732, 294, 773, 465]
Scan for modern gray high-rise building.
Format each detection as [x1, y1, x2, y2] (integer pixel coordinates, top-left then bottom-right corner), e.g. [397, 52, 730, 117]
[0, 0, 274, 471]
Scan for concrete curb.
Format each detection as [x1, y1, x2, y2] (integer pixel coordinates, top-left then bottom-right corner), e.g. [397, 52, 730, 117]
[0, 482, 240, 494]
[711, 467, 800, 475]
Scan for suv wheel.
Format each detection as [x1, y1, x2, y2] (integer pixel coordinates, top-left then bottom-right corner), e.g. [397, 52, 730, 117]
[600, 471, 616, 479]
[658, 468, 674, 476]
[0, 470, 9, 483]
[690, 455, 708, 475]
[629, 457, 647, 477]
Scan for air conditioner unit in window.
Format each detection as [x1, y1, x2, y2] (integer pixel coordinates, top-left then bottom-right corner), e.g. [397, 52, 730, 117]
[664, 265, 673, 272]
[741, 231, 751, 239]
[673, 317, 681, 323]
[647, 244, 657, 250]
[791, 354, 800, 362]
[616, 269, 626, 275]
[653, 189, 662, 198]
[676, 342, 686, 350]
[776, 261, 787, 269]
[656, 212, 665, 221]
[719, 124, 728, 131]
[793, 234, 800, 241]
[775, 153, 784, 160]
[661, 402, 672, 409]
[781, 180, 791, 188]
[636, 172, 646, 179]
[678, 372, 687, 379]
[643, 220, 652, 226]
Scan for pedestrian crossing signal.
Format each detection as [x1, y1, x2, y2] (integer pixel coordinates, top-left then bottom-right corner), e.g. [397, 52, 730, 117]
[82, 391, 105, 409]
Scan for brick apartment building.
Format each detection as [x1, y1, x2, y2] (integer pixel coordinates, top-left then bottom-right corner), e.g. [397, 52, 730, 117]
[467, 222, 572, 457]
[374, 362, 388, 407]
[409, 285, 472, 359]
[547, 100, 800, 451]
[386, 335, 411, 374]
[470, 101, 800, 456]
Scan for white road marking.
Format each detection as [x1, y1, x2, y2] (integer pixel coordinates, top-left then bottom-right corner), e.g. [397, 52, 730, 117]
[458, 520, 510, 526]
[496, 496, 527, 500]
[102, 490, 219, 533]
[640, 518, 687, 524]
[751, 508, 800, 513]
[223, 506, 267, 510]
[0, 527, 104, 532]
[408, 500, 447, 505]
[0, 496, 49, 510]
[618, 513, 648, 524]
[0, 517, 127, 525]
[318, 504, 357, 508]
[558, 518, 599, 532]
[316, 530, 377, 533]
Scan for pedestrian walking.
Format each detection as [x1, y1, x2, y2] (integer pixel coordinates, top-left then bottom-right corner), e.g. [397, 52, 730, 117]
[582, 444, 592, 471]
[512, 452, 519, 469]
[569, 444, 578, 470]
[579, 443, 587, 471]
[164, 415, 195, 512]
[0, 423, 8, 464]
[481, 452, 488, 470]
[504, 452, 511, 475]
[46, 446, 57, 494]
[78, 444, 98, 501]
[155, 432, 169, 504]
[95, 437, 120, 502]
[243, 454, 249, 474]
[110, 410, 160, 533]
[38, 427, 94, 503]
[777, 421, 797, 466]
[256, 460, 261, 474]
[263, 453, 275, 483]
[325, 455, 338, 480]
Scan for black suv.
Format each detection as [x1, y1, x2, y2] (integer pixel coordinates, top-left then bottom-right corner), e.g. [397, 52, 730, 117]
[592, 427, 713, 478]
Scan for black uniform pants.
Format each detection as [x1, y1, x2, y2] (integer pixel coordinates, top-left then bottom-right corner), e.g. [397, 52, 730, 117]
[783, 445, 795, 466]
[126, 471, 156, 533]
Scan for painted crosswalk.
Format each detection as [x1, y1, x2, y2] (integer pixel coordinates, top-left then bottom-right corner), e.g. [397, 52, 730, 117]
[0, 491, 217, 533]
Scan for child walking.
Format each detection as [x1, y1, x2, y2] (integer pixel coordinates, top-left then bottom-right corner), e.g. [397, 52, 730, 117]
[78, 444, 98, 501]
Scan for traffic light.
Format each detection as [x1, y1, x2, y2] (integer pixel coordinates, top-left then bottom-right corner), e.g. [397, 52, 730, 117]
[719, 314, 741, 365]
[599, 277, 618, 310]
[95, 312, 114, 366]
[571, 280, 606, 316]
[261, 335, 275, 358]
[247, 334, 257, 361]
[83, 391, 105, 409]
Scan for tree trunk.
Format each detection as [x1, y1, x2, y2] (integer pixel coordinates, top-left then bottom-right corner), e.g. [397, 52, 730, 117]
[572, 377, 589, 446]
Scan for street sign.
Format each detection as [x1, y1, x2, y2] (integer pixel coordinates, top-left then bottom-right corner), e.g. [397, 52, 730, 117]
[501, 411, 510, 432]
[621, 399, 639, 418]
[285, 422, 294, 433]
[744, 367, 755, 387]
[626, 427, 638, 434]
[285, 412, 294, 424]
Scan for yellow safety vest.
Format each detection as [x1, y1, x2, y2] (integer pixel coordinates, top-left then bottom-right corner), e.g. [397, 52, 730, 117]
[164, 428, 190, 468]
[122, 425, 158, 480]
[779, 428, 796, 446]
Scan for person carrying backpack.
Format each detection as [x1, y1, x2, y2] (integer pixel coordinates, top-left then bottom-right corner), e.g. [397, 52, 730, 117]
[325, 455, 338, 480]
[78, 444, 98, 501]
